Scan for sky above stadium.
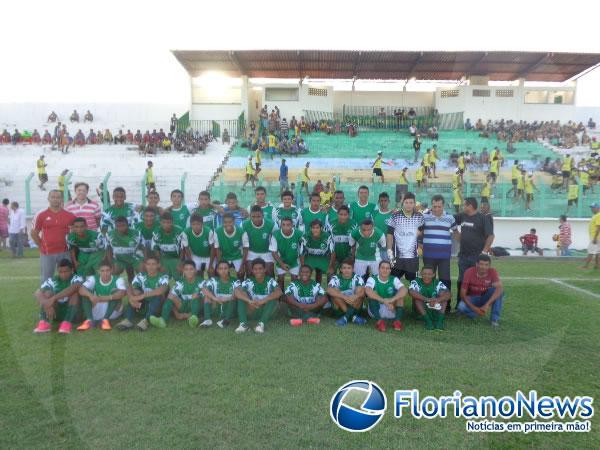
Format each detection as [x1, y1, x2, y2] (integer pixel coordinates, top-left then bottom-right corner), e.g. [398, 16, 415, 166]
[1, 0, 599, 105]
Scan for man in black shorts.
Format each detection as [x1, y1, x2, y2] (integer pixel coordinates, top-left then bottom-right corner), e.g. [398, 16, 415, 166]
[453, 197, 494, 310]
[386, 192, 424, 282]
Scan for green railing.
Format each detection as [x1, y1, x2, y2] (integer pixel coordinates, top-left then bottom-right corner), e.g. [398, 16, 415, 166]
[101, 172, 111, 209]
[24, 172, 34, 216]
[180, 172, 188, 199]
[141, 173, 147, 207]
[187, 119, 244, 138]
[62, 171, 73, 204]
[177, 111, 190, 134]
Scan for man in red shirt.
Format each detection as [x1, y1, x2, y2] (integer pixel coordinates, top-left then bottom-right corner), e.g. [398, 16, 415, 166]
[457, 254, 504, 326]
[520, 228, 543, 256]
[31, 190, 76, 281]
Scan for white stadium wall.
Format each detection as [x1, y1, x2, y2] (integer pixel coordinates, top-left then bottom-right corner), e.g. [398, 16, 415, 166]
[262, 84, 334, 121]
[333, 91, 435, 114]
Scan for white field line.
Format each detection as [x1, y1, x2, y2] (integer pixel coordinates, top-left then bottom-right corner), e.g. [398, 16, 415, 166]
[549, 278, 600, 300]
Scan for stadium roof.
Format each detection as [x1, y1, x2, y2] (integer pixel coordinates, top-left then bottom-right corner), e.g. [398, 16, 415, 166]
[172, 50, 600, 82]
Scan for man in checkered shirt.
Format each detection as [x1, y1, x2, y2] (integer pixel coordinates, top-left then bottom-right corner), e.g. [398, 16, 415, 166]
[385, 192, 424, 282]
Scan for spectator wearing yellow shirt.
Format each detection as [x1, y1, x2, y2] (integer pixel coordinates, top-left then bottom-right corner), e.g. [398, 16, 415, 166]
[58, 169, 71, 201]
[580, 168, 591, 195]
[489, 156, 500, 185]
[507, 160, 520, 198]
[581, 203, 600, 269]
[562, 154, 573, 189]
[145, 161, 155, 193]
[241, 156, 256, 191]
[268, 133, 278, 159]
[524, 172, 537, 211]
[372, 151, 384, 183]
[452, 185, 463, 214]
[457, 152, 466, 173]
[37, 155, 48, 190]
[301, 162, 310, 196]
[480, 176, 492, 204]
[566, 177, 579, 213]
[319, 183, 333, 207]
[415, 161, 426, 191]
[423, 150, 431, 177]
[430, 145, 438, 178]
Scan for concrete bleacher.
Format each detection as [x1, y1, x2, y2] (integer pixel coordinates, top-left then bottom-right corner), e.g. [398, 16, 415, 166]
[0, 141, 232, 214]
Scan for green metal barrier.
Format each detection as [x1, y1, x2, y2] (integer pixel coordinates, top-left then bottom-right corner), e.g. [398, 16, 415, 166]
[101, 172, 112, 209]
[25, 172, 34, 216]
[63, 171, 72, 205]
[141, 173, 147, 207]
[180, 172, 188, 199]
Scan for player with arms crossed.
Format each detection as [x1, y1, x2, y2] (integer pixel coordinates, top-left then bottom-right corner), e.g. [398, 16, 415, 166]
[202, 260, 241, 329]
[327, 259, 367, 327]
[365, 260, 408, 332]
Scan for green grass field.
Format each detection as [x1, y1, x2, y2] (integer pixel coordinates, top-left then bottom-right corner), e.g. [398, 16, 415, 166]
[1, 251, 600, 449]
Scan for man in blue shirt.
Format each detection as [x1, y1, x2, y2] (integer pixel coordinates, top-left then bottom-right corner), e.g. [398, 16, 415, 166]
[279, 159, 289, 194]
[421, 194, 456, 301]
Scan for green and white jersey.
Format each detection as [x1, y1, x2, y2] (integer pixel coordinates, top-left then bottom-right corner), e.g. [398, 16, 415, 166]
[372, 209, 392, 234]
[190, 206, 217, 230]
[326, 207, 340, 228]
[107, 229, 142, 256]
[241, 276, 279, 301]
[328, 274, 364, 296]
[409, 277, 448, 303]
[285, 279, 325, 304]
[365, 276, 402, 300]
[170, 277, 203, 301]
[101, 202, 138, 232]
[151, 226, 187, 258]
[248, 203, 274, 222]
[213, 226, 244, 261]
[268, 229, 303, 268]
[203, 277, 240, 301]
[83, 274, 126, 296]
[329, 220, 356, 262]
[184, 226, 213, 258]
[66, 230, 105, 254]
[300, 207, 327, 230]
[242, 219, 274, 253]
[168, 205, 191, 230]
[135, 221, 160, 247]
[349, 228, 386, 261]
[302, 232, 334, 258]
[272, 206, 301, 228]
[349, 201, 376, 225]
[131, 272, 170, 293]
[41, 274, 83, 303]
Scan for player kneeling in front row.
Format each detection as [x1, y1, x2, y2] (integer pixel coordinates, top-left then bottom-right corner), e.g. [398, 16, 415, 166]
[234, 258, 281, 333]
[77, 260, 127, 331]
[284, 265, 328, 326]
[408, 265, 450, 331]
[34, 259, 83, 334]
[117, 256, 169, 331]
[150, 259, 202, 329]
[365, 261, 407, 332]
[201, 260, 240, 328]
[327, 259, 367, 326]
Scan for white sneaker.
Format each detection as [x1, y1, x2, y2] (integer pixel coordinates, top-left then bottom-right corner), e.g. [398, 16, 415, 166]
[254, 322, 265, 334]
[136, 319, 149, 331]
[200, 319, 213, 327]
[235, 323, 249, 334]
[217, 319, 229, 329]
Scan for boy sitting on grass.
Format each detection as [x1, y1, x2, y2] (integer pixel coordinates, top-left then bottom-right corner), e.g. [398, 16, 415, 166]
[284, 265, 328, 327]
[327, 259, 367, 327]
[33, 259, 83, 334]
[201, 260, 240, 328]
[408, 265, 450, 331]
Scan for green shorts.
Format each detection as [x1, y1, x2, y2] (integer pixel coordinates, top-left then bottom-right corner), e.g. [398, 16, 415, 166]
[160, 257, 182, 280]
[114, 255, 143, 273]
[304, 255, 330, 274]
[77, 251, 105, 276]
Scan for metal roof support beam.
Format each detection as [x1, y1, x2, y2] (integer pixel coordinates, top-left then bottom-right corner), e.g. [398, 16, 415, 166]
[229, 51, 246, 76]
[464, 51, 488, 78]
[515, 53, 552, 80]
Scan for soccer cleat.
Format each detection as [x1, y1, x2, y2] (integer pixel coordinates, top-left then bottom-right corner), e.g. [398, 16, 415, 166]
[58, 321, 72, 334]
[188, 315, 199, 328]
[116, 319, 133, 331]
[375, 319, 386, 332]
[76, 320, 93, 331]
[351, 315, 367, 325]
[307, 317, 320, 325]
[200, 319, 213, 328]
[101, 319, 112, 331]
[392, 320, 403, 331]
[491, 320, 500, 328]
[289, 318, 303, 327]
[217, 319, 229, 329]
[137, 318, 149, 331]
[254, 322, 265, 333]
[235, 323, 249, 334]
[335, 316, 348, 327]
[149, 316, 166, 329]
[34, 320, 51, 333]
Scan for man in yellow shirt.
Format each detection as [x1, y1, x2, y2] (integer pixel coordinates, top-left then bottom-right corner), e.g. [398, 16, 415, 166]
[507, 160, 520, 198]
[241, 156, 256, 191]
[452, 185, 463, 214]
[562, 154, 573, 190]
[480, 176, 492, 203]
[301, 162, 310, 196]
[319, 183, 333, 207]
[457, 152, 466, 173]
[145, 161, 155, 193]
[489, 156, 500, 185]
[372, 151, 385, 183]
[429, 145, 438, 178]
[423, 150, 431, 177]
[524, 172, 537, 211]
[566, 177, 579, 213]
[582, 203, 600, 269]
[37, 155, 48, 190]
[415, 161, 426, 191]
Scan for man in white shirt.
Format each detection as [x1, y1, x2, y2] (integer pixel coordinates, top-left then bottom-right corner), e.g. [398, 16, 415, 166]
[8, 201, 26, 258]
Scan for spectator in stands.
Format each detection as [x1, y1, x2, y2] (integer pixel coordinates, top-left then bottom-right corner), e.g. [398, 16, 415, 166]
[408, 122, 417, 137]
[557, 215, 572, 256]
[222, 129, 230, 144]
[145, 161, 156, 193]
[520, 228, 543, 256]
[588, 118, 596, 129]
[298, 138, 308, 154]
[8, 201, 26, 258]
[12, 129, 21, 145]
[134, 130, 142, 144]
[70, 110, 79, 123]
[47, 111, 58, 123]
[32, 129, 41, 144]
[457, 254, 504, 327]
[42, 130, 52, 144]
[170, 113, 177, 134]
[65, 182, 101, 230]
[83, 110, 93, 122]
[31, 190, 76, 281]
[279, 159, 289, 193]
[74, 130, 85, 146]
[412, 134, 421, 162]
[103, 129, 113, 144]
[280, 118, 289, 139]
[59, 131, 70, 154]
[126, 130, 133, 144]
[408, 108, 416, 120]
[582, 203, 600, 269]
[465, 118, 473, 130]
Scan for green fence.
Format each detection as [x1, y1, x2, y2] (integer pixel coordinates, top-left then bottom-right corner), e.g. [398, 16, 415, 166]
[185, 119, 244, 138]
[208, 175, 597, 219]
